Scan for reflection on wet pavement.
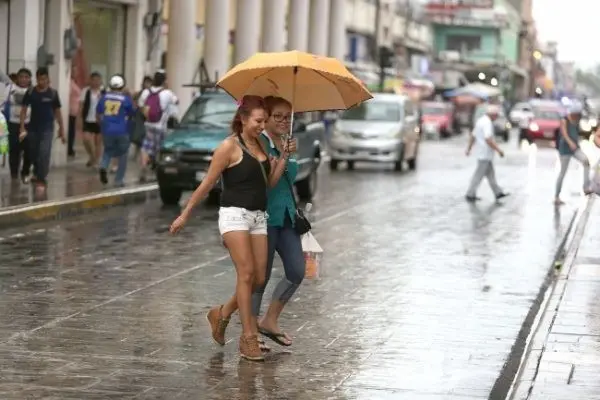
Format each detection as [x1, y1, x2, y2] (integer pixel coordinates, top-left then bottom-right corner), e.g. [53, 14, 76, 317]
[0, 136, 586, 399]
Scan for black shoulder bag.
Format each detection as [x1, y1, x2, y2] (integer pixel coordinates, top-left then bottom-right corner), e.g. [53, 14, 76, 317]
[282, 169, 311, 235]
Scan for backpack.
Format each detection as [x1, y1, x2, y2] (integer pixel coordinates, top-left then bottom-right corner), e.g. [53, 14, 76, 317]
[144, 89, 163, 123]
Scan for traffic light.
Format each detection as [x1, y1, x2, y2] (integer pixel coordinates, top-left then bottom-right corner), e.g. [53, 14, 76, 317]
[378, 46, 395, 69]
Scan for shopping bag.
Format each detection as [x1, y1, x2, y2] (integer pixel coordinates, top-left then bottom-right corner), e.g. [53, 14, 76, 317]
[301, 231, 323, 279]
[0, 112, 8, 155]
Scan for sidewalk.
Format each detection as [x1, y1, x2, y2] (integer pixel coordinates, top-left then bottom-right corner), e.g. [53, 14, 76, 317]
[510, 196, 600, 400]
[0, 154, 158, 227]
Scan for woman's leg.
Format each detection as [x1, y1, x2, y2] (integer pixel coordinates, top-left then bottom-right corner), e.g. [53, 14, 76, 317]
[260, 226, 305, 345]
[94, 132, 103, 166]
[251, 226, 279, 317]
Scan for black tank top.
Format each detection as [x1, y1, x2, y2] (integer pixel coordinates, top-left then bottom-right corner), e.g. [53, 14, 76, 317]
[220, 136, 271, 211]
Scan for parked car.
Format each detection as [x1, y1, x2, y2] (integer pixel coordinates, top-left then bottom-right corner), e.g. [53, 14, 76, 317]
[509, 102, 534, 126]
[328, 93, 420, 171]
[155, 91, 325, 206]
[420, 101, 454, 138]
[520, 108, 562, 143]
[473, 104, 511, 142]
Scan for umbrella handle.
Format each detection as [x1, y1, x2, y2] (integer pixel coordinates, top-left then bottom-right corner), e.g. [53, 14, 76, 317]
[289, 67, 298, 138]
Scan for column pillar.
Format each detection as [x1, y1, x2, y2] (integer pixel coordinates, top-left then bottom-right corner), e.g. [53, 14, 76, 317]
[288, 0, 310, 51]
[328, 0, 346, 60]
[204, 0, 231, 81]
[234, 0, 260, 64]
[308, 0, 330, 56]
[8, 0, 41, 73]
[0, 1, 8, 72]
[261, 0, 286, 52]
[166, 0, 197, 114]
[124, 0, 149, 92]
[45, 0, 70, 167]
[146, 0, 163, 74]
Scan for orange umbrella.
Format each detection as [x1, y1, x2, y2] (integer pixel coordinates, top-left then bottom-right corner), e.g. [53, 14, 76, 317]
[216, 51, 372, 112]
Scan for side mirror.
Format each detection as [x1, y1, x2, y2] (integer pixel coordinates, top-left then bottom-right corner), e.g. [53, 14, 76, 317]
[293, 120, 307, 133]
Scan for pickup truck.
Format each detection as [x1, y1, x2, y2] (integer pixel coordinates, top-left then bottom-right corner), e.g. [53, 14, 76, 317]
[155, 91, 325, 205]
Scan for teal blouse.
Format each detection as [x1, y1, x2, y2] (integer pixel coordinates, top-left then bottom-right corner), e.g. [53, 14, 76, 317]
[261, 133, 298, 227]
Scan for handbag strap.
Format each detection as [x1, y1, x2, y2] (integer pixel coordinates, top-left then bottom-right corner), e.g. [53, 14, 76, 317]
[235, 136, 269, 187]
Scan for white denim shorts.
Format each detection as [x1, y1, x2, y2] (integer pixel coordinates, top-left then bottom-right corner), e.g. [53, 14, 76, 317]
[218, 207, 268, 236]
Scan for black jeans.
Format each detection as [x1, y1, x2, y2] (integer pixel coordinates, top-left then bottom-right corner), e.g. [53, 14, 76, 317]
[67, 115, 76, 156]
[7, 122, 31, 178]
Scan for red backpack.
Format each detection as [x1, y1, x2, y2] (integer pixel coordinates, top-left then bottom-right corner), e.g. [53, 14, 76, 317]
[144, 89, 163, 123]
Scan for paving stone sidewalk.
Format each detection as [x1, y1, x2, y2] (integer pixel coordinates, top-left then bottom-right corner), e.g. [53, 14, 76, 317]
[0, 153, 151, 209]
[511, 196, 600, 400]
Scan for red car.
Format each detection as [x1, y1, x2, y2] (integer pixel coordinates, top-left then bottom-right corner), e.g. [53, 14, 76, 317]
[522, 108, 563, 142]
[420, 102, 454, 138]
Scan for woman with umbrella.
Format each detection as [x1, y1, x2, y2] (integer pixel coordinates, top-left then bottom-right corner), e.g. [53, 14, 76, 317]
[169, 95, 293, 361]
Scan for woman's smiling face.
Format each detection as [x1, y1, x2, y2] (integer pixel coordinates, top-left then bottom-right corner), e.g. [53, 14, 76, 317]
[266, 103, 292, 137]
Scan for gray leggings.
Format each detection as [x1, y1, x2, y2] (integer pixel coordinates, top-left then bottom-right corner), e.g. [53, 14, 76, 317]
[466, 160, 502, 197]
[251, 222, 305, 316]
[555, 149, 590, 198]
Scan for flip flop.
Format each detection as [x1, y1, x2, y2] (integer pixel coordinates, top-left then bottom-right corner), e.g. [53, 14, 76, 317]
[259, 328, 292, 347]
[258, 338, 271, 352]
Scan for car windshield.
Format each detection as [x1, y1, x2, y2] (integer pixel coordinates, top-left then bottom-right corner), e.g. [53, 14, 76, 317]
[421, 105, 447, 115]
[341, 100, 402, 122]
[534, 109, 561, 120]
[180, 95, 238, 128]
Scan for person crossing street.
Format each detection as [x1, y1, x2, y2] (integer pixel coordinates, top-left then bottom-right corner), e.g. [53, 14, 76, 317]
[465, 104, 509, 202]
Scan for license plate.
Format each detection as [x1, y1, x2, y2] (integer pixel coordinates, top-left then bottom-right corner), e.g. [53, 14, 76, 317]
[350, 147, 370, 153]
[195, 171, 206, 181]
[424, 124, 438, 133]
[163, 167, 177, 174]
[543, 131, 554, 138]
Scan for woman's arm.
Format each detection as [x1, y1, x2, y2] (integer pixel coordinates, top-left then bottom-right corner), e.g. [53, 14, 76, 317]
[560, 119, 577, 150]
[268, 154, 289, 187]
[180, 139, 234, 218]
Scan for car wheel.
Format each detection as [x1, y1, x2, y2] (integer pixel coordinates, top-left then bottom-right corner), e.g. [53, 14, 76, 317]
[206, 190, 221, 206]
[503, 132, 509, 142]
[347, 161, 355, 170]
[159, 185, 182, 206]
[329, 159, 339, 171]
[296, 168, 317, 200]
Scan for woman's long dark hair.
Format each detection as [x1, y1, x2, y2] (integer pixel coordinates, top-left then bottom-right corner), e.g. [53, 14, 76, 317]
[231, 95, 266, 135]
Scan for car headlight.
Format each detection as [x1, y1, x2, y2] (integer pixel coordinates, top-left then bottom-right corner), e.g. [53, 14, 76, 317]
[382, 128, 402, 138]
[529, 122, 539, 131]
[580, 121, 591, 131]
[160, 152, 176, 163]
[505, 122, 511, 129]
[332, 127, 344, 137]
[590, 118, 597, 127]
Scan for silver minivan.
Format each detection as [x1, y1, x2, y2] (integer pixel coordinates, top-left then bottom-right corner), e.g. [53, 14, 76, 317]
[328, 93, 420, 171]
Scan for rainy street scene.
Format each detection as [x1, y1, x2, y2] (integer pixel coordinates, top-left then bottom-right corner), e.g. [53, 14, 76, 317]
[2, 0, 600, 399]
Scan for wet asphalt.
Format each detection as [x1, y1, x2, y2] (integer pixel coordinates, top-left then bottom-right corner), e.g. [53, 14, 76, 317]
[0, 134, 589, 399]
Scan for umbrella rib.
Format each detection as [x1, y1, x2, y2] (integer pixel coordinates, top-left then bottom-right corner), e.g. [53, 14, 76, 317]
[311, 70, 368, 110]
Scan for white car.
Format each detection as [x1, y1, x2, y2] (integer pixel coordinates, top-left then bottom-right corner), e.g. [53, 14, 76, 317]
[509, 102, 534, 126]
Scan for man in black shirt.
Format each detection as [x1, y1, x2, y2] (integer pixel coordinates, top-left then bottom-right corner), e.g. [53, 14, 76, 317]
[20, 67, 65, 186]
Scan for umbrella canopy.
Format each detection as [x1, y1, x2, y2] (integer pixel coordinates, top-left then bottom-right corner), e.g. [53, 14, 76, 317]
[217, 51, 372, 112]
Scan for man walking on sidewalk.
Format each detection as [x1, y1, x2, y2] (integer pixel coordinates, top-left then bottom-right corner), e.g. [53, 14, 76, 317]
[555, 102, 592, 205]
[96, 75, 134, 187]
[20, 67, 65, 187]
[3, 68, 32, 183]
[465, 104, 509, 202]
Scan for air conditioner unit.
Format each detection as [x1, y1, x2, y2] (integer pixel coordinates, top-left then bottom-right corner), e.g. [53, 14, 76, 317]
[439, 50, 461, 62]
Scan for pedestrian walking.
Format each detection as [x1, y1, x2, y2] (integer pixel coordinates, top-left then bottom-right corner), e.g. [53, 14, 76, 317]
[170, 95, 284, 362]
[67, 79, 82, 158]
[20, 67, 65, 187]
[555, 102, 592, 205]
[78, 72, 105, 167]
[2, 68, 32, 182]
[137, 71, 178, 182]
[129, 76, 152, 161]
[96, 75, 134, 187]
[252, 96, 304, 349]
[465, 104, 509, 202]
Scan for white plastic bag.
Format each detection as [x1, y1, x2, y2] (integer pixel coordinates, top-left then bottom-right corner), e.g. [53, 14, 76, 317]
[301, 232, 323, 279]
[0, 112, 8, 155]
[591, 159, 600, 195]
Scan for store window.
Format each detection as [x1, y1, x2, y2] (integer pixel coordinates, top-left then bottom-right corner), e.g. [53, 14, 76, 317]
[71, 0, 126, 88]
[446, 35, 481, 52]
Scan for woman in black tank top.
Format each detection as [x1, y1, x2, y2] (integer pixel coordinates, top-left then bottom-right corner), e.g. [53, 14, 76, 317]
[170, 95, 291, 361]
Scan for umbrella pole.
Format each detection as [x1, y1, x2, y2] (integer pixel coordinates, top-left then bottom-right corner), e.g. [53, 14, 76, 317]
[289, 67, 298, 138]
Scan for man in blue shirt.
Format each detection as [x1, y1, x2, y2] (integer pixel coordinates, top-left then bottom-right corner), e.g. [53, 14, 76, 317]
[20, 67, 65, 187]
[96, 74, 134, 187]
[555, 102, 592, 205]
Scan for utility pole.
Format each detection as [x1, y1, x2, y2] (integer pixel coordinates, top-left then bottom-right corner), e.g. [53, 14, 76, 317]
[375, 0, 385, 92]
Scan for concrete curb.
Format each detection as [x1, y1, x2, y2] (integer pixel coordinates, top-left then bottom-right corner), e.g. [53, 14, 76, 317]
[502, 195, 595, 400]
[488, 197, 591, 400]
[0, 184, 159, 229]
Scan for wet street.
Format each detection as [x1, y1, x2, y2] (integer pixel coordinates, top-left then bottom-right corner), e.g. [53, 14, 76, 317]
[0, 135, 587, 399]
